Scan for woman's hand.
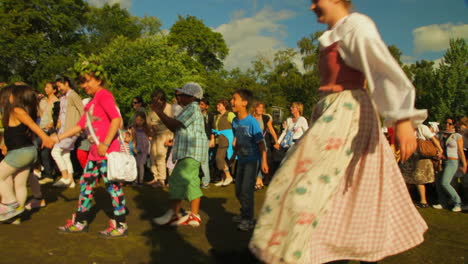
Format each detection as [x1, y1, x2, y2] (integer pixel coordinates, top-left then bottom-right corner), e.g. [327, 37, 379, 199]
[42, 135, 55, 149]
[98, 143, 108, 157]
[395, 119, 417, 163]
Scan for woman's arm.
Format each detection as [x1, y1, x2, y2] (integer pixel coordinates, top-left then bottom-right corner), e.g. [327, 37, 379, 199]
[56, 125, 83, 142]
[395, 119, 417, 162]
[97, 117, 122, 157]
[457, 137, 467, 173]
[430, 136, 444, 158]
[12, 108, 54, 148]
[266, 119, 280, 150]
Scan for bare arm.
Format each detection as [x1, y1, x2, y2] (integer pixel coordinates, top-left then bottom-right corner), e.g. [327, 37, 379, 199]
[395, 119, 417, 163]
[97, 117, 122, 156]
[430, 136, 444, 158]
[150, 102, 183, 133]
[13, 108, 54, 148]
[457, 137, 467, 173]
[258, 140, 269, 174]
[266, 119, 280, 150]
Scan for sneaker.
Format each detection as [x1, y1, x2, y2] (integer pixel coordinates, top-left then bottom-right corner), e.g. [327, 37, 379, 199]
[38, 177, 54, 185]
[201, 183, 210, 189]
[237, 219, 255, 232]
[152, 209, 180, 226]
[432, 204, 443, 210]
[98, 220, 128, 238]
[177, 213, 202, 227]
[53, 178, 75, 188]
[214, 180, 224, 187]
[232, 215, 242, 223]
[57, 214, 88, 233]
[222, 177, 233, 187]
[0, 202, 24, 222]
[25, 198, 46, 210]
[415, 202, 429, 209]
[33, 170, 42, 179]
[452, 205, 462, 212]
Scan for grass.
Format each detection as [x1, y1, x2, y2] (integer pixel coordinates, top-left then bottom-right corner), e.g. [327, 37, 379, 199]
[0, 183, 467, 264]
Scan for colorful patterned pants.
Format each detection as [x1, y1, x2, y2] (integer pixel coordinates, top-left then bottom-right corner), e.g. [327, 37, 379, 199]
[75, 160, 126, 223]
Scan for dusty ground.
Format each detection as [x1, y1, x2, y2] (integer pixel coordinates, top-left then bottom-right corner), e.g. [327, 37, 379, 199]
[0, 184, 467, 264]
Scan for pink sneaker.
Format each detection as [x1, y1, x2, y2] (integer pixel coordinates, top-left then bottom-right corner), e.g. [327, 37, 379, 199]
[98, 220, 128, 238]
[57, 214, 88, 233]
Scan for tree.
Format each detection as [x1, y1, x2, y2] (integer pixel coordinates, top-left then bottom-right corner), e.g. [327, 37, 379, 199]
[168, 15, 229, 72]
[434, 38, 467, 120]
[84, 3, 142, 53]
[0, 0, 88, 86]
[137, 15, 162, 36]
[85, 35, 205, 122]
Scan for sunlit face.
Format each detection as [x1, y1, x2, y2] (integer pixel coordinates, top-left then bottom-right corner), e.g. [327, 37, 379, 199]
[255, 104, 265, 115]
[44, 83, 55, 96]
[310, 0, 335, 25]
[124, 132, 132, 143]
[216, 103, 226, 113]
[80, 74, 102, 96]
[199, 101, 209, 112]
[132, 98, 141, 110]
[230, 93, 247, 113]
[445, 119, 454, 130]
[290, 105, 298, 115]
[135, 116, 145, 127]
[56, 81, 70, 93]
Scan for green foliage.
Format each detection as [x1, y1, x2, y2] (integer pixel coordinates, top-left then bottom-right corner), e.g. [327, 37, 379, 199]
[95, 35, 205, 122]
[168, 15, 229, 72]
[0, 0, 88, 85]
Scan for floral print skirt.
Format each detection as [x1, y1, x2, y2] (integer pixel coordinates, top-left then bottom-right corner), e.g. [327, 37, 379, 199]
[249, 89, 427, 264]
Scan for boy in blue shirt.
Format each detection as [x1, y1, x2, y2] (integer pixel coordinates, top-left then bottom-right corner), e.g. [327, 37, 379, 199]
[230, 89, 269, 231]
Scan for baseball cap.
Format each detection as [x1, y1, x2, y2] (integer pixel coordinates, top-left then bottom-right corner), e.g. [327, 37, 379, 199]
[175, 82, 203, 99]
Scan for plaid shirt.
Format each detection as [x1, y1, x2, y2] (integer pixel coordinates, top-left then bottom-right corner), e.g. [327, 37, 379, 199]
[172, 102, 208, 163]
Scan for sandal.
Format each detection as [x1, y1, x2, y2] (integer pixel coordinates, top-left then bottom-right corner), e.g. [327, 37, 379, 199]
[255, 184, 264, 191]
[415, 202, 429, 208]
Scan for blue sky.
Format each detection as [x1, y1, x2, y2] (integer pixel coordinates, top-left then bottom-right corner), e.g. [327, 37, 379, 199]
[90, 0, 468, 70]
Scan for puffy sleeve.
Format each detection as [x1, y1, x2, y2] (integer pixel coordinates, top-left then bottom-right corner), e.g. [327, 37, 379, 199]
[338, 14, 427, 127]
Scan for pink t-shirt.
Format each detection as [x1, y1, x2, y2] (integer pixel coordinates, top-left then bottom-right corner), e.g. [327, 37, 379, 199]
[78, 89, 121, 161]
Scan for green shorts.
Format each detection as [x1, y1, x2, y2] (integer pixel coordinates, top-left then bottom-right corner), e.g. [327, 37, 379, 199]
[169, 158, 203, 201]
[4, 145, 37, 169]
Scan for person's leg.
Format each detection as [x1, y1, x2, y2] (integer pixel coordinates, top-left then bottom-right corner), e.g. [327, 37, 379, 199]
[27, 172, 42, 199]
[74, 160, 100, 223]
[201, 150, 210, 186]
[439, 160, 462, 206]
[155, 133, 169, 183]
[0, 161, 18, 204]
[240, 161, 258, 221]
[417, 184, 428, 205]
[62, 150, 74, 180]
[51, 147, 71, 182]
[12, 168, 30, 206]
[136, 152, 147, 184]
[101, 160, 126, 224]
[235, 162, 245, 213]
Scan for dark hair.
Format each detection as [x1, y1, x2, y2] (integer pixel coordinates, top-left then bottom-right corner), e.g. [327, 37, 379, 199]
[200, 97, 210, 105]
[133, 95, 145, 106]
[217, 98, 231, 110]
[2, 84, 38, 127]
[55, 75, 75, 90]
[233, 89, 254, 109]
[0, 84, 14, 114]
[151, 89, 167, 104]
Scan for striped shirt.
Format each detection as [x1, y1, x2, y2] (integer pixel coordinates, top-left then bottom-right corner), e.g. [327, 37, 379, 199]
[172, 102, 208, 163]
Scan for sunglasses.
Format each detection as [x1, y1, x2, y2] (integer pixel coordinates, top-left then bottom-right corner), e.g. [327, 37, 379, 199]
[132, 101, 140, 104]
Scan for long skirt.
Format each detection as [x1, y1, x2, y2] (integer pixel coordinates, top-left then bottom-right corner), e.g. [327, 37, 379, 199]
[249, 89, 427, 264]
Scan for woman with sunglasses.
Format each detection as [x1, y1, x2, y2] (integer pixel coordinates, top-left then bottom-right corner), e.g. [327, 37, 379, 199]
[433, 118, 467, 212]
[128, 96, 146, 128]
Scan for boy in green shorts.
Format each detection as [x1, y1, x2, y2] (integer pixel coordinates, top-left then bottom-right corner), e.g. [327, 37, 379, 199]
[151, 82, 208, 227]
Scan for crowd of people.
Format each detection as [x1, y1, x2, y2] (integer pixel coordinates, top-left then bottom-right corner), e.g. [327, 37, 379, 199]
[0, 0, 466, 263]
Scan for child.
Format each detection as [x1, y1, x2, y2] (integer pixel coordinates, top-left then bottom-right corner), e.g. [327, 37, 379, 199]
[230, 89, 269, 231]
[0, 84, 55, 221]
[131, 112, 150, 185]
[55, 64, 128, 238]
[152, 82, 208, 227]
[250, 1, 427, 263]
[123, 129, 137, 156]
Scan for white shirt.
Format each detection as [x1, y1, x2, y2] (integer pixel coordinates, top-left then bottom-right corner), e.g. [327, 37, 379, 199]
[278, 116, 309, 143]
[318, 13, 427, 127]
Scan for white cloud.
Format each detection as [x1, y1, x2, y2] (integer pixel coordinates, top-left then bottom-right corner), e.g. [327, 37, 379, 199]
[413, 23, 468, 53]
[215, 6, 301, 71]
[87, 0, 132, 9]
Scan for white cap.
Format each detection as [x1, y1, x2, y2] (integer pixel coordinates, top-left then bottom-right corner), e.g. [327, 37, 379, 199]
[175, 82, 203, 99]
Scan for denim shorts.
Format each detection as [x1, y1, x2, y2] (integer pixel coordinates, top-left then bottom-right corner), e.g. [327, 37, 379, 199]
[4, 145, 38, 169]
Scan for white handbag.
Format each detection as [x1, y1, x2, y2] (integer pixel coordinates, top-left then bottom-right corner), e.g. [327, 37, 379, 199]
[86, 111, 137, 182]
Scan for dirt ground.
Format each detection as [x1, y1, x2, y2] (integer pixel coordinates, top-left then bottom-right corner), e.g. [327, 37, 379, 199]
[0, 184, 467, 264]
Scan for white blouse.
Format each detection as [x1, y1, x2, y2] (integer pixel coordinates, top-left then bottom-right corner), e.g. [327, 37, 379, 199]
[318, 13, 427, 127]
[278, 116, 309, 143]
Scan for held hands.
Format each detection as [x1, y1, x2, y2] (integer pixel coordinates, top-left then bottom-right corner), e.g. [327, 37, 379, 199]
[395, 119, 417, 163]
[273, 142, 280, 150]
[42, 135, 56, 149]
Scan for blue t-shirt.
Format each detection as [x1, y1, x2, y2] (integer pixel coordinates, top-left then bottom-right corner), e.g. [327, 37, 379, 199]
[232, 114, 264, 163]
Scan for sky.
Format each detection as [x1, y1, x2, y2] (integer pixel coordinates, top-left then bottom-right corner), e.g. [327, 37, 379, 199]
[88, 0, 468, 71]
